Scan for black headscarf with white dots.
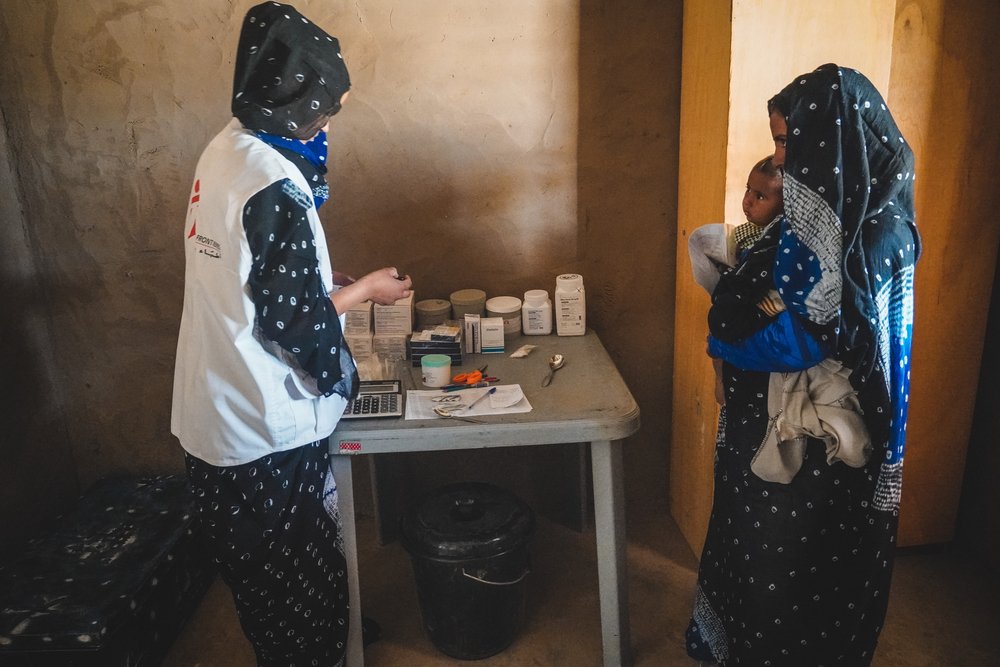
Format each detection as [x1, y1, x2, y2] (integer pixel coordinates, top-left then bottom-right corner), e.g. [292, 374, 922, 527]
[768, 64, 920, 477]
[767, 64, 919, 371]
[232, 2, 351, 139]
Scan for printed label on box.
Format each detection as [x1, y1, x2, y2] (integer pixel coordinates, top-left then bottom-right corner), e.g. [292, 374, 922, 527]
[344, 301, 373, 334]
[481, 317, 505, 353]
[373, 293, 414, 335]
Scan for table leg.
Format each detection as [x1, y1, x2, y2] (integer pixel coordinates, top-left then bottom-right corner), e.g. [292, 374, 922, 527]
[590, 439, 631, 667]
[331, 455, 364, 667]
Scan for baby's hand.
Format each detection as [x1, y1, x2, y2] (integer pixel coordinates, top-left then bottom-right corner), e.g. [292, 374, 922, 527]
[756, 290, 786, 318]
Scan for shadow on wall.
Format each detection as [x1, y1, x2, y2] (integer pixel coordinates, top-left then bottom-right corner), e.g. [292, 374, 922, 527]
[0, 274, 79, 554]
[575, 0, 683, 537]
[942, 5, 1000, 564]
[959, 257, 1000, 571]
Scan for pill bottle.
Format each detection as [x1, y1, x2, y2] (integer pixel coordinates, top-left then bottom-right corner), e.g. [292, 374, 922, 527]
[555, 273, 586, 336]
[521, 289, 552, 335]
[420, 354, 452, 387]
[485, 295, 522, 338]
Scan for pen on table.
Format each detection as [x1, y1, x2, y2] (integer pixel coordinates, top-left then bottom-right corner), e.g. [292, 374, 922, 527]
[442, 381, 494, 392]
[463, 386, 497, 411]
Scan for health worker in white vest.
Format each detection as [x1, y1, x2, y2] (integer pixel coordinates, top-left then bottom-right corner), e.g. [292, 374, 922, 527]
[171, 3, 411, 664]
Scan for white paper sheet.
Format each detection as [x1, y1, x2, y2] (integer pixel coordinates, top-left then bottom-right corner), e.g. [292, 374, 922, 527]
[404, 384, 533, 420]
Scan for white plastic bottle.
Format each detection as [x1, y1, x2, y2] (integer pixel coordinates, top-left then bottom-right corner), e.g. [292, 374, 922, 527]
[555, 274, 586, 336]
[521, 289, 553, 335]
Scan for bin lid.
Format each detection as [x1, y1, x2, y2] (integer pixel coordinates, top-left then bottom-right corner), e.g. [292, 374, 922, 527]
[400, 482, 535, 560]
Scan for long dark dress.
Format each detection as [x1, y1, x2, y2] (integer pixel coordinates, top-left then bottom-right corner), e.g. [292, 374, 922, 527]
[687, 65, 919, 666]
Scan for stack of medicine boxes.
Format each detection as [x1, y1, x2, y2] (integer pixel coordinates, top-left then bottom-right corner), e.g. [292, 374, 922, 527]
[408, 324, 463, 367]
[372, 293, 414, 360]
[343, 301, 375, 359]
[344, 294, 415, 362]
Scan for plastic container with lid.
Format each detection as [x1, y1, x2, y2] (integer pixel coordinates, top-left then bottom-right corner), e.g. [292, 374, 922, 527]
[400, 482, 535, 660]
[521, 290, 552, 335]
[420, 354, 452, 387]
[415, 298, 452, 329]
[485, 296, 522, 337]
[450, 289, 487, 320]
[555, 273, 586, 336]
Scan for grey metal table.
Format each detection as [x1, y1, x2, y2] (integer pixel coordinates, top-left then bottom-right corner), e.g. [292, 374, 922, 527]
[331, 330, 640, 666]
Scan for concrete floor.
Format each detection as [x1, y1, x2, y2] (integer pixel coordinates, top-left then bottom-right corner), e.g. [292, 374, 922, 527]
[163, 510, 1000, 666]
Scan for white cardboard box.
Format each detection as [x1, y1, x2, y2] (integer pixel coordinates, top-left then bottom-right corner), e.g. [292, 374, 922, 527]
[480, 317, 505, 353]
[344, 301, 373, 335]
[373, 293, 414, 335]
[344, 333, 373, 359]
[373, 333, 410, 360]
[463, 314, 481, 354]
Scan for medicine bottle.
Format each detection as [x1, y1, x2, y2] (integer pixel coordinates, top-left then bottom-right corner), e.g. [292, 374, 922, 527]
[555, 274, 586, 336]
[521, 289, 552, 335]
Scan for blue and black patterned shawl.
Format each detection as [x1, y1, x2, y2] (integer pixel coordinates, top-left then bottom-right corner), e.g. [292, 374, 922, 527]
[768, 64, 920, 508]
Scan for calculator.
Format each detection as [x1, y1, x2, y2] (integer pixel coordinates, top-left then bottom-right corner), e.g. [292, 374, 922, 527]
[342, 379, 403, 419]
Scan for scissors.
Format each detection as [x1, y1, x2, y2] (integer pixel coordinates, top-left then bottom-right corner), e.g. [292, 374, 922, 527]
[452, 365, 494, 385]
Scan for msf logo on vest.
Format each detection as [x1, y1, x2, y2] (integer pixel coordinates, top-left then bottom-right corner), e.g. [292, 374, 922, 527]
[187, 179, 222, 259]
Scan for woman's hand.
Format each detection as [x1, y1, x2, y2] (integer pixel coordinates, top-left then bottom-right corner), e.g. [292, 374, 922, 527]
[356, 267, 413, 305]
[330, 267, 412, 314]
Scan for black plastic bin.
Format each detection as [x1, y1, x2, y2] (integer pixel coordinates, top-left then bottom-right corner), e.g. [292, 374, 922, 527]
[400, 482, 535, 660]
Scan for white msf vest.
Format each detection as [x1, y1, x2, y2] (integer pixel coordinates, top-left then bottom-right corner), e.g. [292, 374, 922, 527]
[171, 119, 348, 466]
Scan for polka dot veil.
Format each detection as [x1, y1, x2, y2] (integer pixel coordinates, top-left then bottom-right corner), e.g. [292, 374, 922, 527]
[232, 2, 351, 140]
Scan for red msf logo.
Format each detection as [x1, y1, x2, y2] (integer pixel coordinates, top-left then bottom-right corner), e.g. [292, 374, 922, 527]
[187, 180, 200, 238]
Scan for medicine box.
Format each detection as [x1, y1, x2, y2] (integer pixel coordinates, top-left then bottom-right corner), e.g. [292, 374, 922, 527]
[345, 333, 373, 359]
[463, 314, 481, 354]
[344, 300, 373, 335]
[374, 292, 414, 335]
[409, 327, 463, 367]
[373, 332, 410, 360]
[428, 324, 461, 341]
[410, 351, 464, 367]
[481, 317, 505, 353]
[409, 327, 461, 346]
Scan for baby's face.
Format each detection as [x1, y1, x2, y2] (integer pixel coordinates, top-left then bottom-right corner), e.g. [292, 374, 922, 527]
[742, 169, 783, 227]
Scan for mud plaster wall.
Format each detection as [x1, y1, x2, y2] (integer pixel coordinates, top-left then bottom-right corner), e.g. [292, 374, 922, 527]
[0, 0, 681, 545]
